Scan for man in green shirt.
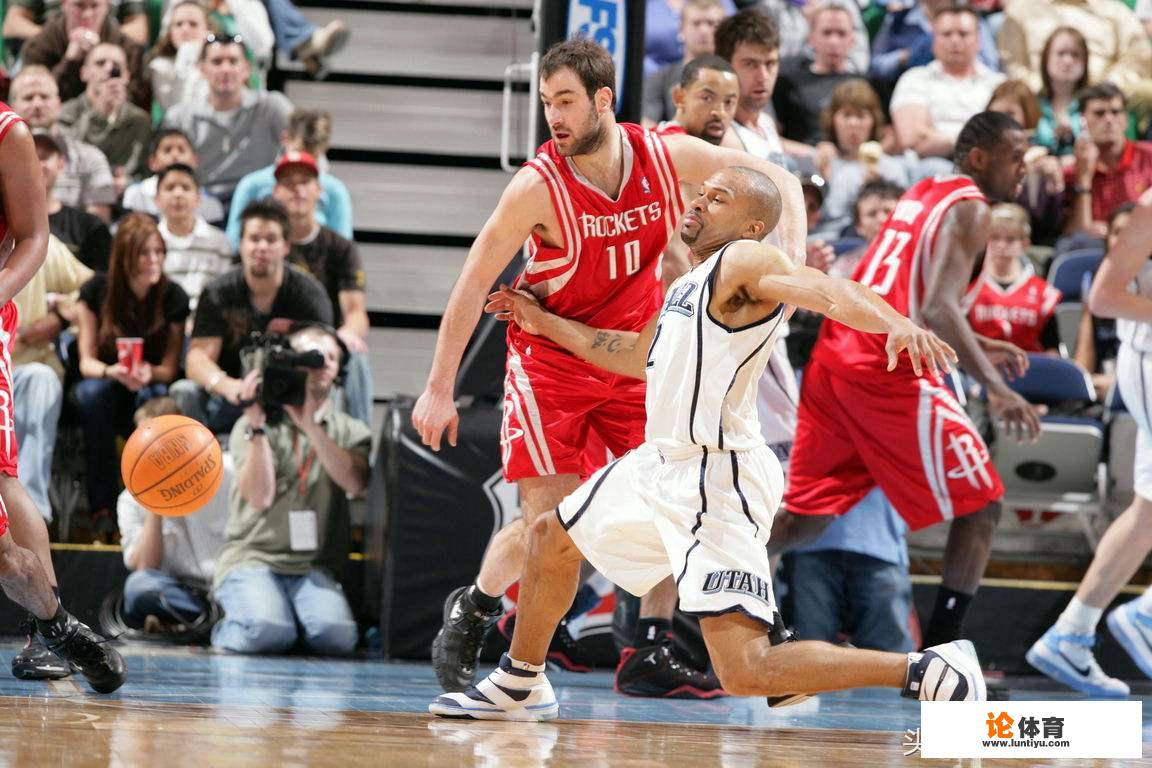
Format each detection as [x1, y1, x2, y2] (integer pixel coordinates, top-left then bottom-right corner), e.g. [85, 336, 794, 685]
[211, 323, 370, 655]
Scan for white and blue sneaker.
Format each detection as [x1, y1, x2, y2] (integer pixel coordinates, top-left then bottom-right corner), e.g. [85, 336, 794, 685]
[1107, 601, 1152, 680]
[429, 653, 559, 721]
[902, 640, 987, 701]
[1025, 627, 1129, 697]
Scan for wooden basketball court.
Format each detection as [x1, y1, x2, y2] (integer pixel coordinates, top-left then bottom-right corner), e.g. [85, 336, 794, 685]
[0, 643, 1148, 767]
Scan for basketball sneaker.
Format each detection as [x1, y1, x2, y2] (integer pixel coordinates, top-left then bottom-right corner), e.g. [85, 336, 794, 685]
[765, 611, 812, 708]
[1107, 600, 1152, 680]
[40, 612, 127, 694]
[432, 586, 503, 692]
[496, 610, 591, 673]
[11, 615, 71, 681]
[1026, 626, 1127, 697]
[429, 653, 559, 721]
[614, 636, 726, 699]
[902, 639, 986, 701]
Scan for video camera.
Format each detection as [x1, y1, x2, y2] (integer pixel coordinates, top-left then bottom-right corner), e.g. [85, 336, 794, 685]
[239, 330, 325, 410]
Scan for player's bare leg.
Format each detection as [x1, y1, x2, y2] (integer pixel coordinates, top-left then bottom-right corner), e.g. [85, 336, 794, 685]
[0, 474, 71, 680]
[637, 578, 678, 635]
[508, 511, 583, 667]
[0, 529, 57, 618]
[1026, 495, 1152, 696]
[0, 531, 125, 693]
[699, 612, 983, 701]
[1074, 496, 1152, 608]
[764, 510, 835, 556]
[432, 474, 580, 692]
[615, 576, 725, 699]
[1, 476, 57, 589]
[474, 518, 525, 599]
[431, 509, 581, 719]
[923, 501, 1001, 647]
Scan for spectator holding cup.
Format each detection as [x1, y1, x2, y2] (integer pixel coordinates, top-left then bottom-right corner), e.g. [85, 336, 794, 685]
[72, 213, 190, 537]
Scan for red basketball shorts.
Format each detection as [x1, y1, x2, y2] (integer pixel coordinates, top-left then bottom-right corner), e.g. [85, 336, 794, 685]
[0, 301, 21, 537]
[501, 343, 646, 482]
[785, 357, 1002, 531]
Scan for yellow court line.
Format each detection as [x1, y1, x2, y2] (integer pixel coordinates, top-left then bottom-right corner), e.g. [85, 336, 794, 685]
[911, 574, 1146, 595]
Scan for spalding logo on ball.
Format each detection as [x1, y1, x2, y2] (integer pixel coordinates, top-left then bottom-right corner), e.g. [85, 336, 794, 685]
[121, 415, 223, 516]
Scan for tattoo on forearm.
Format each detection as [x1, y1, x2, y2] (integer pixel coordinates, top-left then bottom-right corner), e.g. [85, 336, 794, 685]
[592, 331, 623, 353]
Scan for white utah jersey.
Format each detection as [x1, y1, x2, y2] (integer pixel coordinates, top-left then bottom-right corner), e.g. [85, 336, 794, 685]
[1119, 260, 1152, 353]
[644, 241, 790, 452]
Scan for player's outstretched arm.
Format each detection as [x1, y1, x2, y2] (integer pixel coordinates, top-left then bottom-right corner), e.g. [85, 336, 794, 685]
[413, 169, 548, 451]
[727, 242, 957, 376]
[0, 122, 49, 307]
[485, 286, 656, 380]
[1089, 188, 1152, 323]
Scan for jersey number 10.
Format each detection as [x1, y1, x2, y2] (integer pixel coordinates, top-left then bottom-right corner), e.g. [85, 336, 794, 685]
[607, 240, 641, 280]
[858, 230, 912, 296]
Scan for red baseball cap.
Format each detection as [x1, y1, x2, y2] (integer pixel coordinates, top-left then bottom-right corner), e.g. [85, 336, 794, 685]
[274, 150, 319, 180]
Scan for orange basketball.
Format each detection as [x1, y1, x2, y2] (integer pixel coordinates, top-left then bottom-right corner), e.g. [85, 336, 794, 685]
[120, 415, 223, 516]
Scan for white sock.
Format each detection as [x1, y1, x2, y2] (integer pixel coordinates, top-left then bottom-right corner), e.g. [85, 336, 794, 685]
[1055, 597, 1103, 637]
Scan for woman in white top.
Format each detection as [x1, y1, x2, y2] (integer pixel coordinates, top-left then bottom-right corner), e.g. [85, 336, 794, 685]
[812, 79, 912, 240]
[147, 1, 212, 114]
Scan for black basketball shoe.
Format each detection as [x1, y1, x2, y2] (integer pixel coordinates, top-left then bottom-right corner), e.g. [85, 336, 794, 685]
[40, 613, 126, 694]
[11, 615, 71, 681]
[432, 586, 503, 693]
[614, 637, 726, 699]
[766, 610, 811, 708]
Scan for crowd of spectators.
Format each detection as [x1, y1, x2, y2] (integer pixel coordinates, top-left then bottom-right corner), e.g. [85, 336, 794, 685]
[0, 0, 376, 656]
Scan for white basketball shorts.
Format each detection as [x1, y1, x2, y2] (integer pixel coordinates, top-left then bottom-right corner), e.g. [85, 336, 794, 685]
[557, 441, 784, 626]
[1118, 345, 1152, 500]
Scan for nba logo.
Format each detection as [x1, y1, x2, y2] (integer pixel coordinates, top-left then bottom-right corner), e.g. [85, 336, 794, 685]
[641, 176, 651, 195]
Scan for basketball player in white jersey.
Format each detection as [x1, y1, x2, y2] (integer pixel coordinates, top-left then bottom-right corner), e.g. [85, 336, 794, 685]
[429, 166, 983, 720]
[1027, 189, 1152, 696]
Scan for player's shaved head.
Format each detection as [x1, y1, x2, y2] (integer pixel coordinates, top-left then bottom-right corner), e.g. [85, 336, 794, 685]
[681, 166, 783, 253]
[726, 166, 782, 236]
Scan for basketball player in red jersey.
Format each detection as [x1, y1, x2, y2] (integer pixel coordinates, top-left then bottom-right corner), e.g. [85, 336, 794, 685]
[0, 108, 126, 692]
[413, 38, 806, 695]
[774, 111, 1042, 648]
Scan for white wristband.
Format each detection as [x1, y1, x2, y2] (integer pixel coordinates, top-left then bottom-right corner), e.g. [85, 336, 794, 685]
[207, 371, 225, 394]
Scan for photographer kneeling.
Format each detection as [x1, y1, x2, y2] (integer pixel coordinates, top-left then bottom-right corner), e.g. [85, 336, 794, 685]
[210, 323, 369, 656]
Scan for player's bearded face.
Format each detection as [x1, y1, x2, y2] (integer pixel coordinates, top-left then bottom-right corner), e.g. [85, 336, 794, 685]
[555, 102, 607, 156]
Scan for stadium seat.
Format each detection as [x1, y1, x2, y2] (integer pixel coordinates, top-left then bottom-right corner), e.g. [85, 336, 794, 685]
[991, 355, 1106, 547]
[829, 237, 865, 257]
[1048, 249, 1104, 302]
[1054, 302, 1083, 357]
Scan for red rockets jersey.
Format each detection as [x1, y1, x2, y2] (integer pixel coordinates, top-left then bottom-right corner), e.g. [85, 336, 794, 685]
[512, 123, 685, 355]
[812, 175, 987, 380]
[963, 266, 1062, 352]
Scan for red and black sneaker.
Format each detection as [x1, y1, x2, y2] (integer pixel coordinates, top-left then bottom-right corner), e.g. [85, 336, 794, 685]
[496, 610, 591, 673]
[614, 640, 727, 699]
